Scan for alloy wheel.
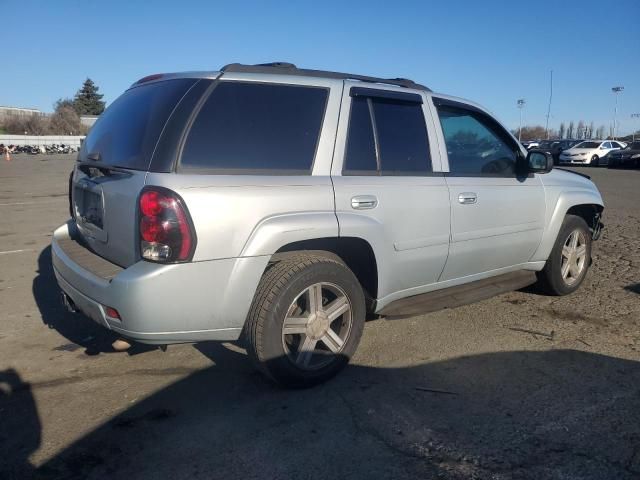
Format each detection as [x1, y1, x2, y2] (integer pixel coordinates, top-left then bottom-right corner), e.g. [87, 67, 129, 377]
[281, 282, 352, 370]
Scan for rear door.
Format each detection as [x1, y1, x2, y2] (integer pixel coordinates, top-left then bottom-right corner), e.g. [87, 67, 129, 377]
[432, 97, 545, 281]
[72, 78, 198, 267]
[331, 83, 450, 303]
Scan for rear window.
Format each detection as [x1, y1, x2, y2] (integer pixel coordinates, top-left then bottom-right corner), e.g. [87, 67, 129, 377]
[179, 82, 328, 173]
[80, 79, 196, 170]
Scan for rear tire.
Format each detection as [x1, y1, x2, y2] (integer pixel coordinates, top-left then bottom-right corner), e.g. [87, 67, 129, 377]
[590, 155, 599, 167]
[536, 215, 592, 295]
[245, 252, 365, 388]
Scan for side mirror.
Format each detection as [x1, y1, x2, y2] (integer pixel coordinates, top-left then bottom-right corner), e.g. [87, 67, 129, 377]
[527, 150, 553, 173]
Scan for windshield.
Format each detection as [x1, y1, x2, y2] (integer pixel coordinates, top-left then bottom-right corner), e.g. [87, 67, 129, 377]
[79, 79, 196, 170]
[575, 141, 600, 149]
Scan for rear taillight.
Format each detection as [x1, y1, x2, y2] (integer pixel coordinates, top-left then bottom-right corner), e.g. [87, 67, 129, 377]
[138, 187, 196, 263]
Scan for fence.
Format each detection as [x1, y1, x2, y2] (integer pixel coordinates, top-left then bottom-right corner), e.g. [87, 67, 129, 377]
[0, 135, 85, 147]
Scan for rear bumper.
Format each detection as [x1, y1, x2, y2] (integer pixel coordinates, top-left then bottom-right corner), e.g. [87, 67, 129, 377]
[51, 222, 269, 344]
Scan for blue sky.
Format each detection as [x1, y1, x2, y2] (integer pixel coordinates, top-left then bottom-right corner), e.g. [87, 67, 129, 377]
[2, 0, 639, 135]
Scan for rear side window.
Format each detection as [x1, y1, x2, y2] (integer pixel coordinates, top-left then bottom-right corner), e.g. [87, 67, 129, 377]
[80, 79, 196, 170]
[344, 94, 431, 175]
[436, 105, 518, 176]
[344, 97, 378, 173]
[180, 82, 328, 173]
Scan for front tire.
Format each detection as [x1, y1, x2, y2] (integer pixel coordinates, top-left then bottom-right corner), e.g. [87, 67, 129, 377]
[536, 215, 592, 295]
[245, 252, 365, 388]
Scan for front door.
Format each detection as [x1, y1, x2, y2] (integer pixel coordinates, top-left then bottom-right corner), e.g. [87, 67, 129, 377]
[432, 98, 545, 281]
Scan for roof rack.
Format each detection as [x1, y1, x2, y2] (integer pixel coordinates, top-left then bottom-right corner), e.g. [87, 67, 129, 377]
[221, 62, 431, 92]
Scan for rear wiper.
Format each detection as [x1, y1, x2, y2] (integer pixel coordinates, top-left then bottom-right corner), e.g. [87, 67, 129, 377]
[77, 160, 132, 178]
[86, 151, 101, 162]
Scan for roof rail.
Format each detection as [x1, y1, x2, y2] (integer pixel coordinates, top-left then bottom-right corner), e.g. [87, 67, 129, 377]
[221, 62, 431, 92]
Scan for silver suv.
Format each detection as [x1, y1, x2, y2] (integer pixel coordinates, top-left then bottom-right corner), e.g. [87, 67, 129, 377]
[53, 63, 604, 387]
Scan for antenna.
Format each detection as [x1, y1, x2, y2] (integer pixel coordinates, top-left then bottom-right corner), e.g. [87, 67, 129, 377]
[545, 70, 553, 140]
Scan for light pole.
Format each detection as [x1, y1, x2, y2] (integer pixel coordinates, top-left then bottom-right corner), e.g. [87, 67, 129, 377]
[611, 86, 624, 140]
[517, 99, 525, 142]
[632, 113, 640, 142]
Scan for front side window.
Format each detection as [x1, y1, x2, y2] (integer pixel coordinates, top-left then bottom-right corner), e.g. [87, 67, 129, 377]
[436, 105, 518, 176]
[343, 94, 432, 175]
[180, 82, 328, 173]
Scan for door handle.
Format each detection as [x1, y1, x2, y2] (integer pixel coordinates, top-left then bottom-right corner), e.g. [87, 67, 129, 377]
[351, 195, 378, 210]
[458, 192, 477, 205]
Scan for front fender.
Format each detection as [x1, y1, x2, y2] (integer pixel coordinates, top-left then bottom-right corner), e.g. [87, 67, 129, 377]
[531, 189, 604, 262]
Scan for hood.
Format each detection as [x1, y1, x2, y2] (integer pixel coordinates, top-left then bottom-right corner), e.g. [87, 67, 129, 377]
[565, 147, 595, 153]
[540, 168, 599, 191]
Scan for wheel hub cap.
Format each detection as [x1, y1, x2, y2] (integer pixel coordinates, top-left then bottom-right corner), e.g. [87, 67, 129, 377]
[307, 312, 330, 340]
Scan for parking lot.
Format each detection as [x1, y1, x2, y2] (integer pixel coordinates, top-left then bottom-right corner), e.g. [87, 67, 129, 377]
[1, 154, 639, 479]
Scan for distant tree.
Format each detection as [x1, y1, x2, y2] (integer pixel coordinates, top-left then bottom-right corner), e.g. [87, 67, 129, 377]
[558, 122, 566, 139]
[595, 125, 605, 139]
[73, 78, 105, 115]
[517, 125, 547, 141]
[576, 120, 585, 139]
[49, 101, 82, 135]
[567, 121, 575, 139]
[588, 121, 595, 139]
[2, 113, 48, 135]
[54, 98, 75, 112]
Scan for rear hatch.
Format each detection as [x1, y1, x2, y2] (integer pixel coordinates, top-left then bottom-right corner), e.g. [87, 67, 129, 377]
[71, 78, 197, 267]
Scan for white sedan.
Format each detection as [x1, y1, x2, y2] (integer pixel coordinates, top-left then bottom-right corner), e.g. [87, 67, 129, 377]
[559, 140, 625, 166]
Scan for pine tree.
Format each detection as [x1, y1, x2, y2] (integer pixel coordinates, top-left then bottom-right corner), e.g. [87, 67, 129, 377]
[73, 78, 105, 115]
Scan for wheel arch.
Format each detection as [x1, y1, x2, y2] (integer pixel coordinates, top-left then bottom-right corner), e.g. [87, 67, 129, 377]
[531, 190, 604, 262]
[273, 237, 379, 308]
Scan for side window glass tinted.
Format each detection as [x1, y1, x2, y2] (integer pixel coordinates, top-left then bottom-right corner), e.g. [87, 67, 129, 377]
[436, 106, 517, 176]
[181, 82, 328, 173]
[372, 99, 431, 174]
[344, 92, 432, 175]
[344, 97, 377, 173]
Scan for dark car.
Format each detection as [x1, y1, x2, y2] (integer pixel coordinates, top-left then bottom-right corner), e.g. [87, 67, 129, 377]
[608, 141, 640, 168]
[538, 139, 583, 164]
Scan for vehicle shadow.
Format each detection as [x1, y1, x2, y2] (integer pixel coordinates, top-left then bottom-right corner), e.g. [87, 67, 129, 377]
[0, 369, 41, 479]
[27, 348, 640, 480]
[32, 246, 154, 356]
[624, 283, 640, 295]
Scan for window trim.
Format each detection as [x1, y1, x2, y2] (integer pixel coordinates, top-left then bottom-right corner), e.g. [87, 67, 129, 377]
[342, 90, 435, 177]
[433, 97, 526, 178]
[175, 80, 330, 175]
[350, 86, 423, 104]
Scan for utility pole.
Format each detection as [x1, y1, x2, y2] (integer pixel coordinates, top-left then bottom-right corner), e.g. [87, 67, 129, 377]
[517, 99, 526, 142]
[611, 86, 624, 140]
[545, 70, 553, 139]
[631, 113, 640, 142]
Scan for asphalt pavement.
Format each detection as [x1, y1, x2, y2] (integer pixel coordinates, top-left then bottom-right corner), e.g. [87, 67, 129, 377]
[1, 155, 639, 479]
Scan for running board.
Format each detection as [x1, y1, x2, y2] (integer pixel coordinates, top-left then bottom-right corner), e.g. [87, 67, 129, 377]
[379, 270, 537, 319]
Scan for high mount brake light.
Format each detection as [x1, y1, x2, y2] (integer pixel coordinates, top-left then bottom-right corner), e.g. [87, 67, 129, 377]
[139, 188, 196, 263]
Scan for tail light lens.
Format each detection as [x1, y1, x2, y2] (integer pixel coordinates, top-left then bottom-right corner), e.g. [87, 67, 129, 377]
[139, 187, 196, 263]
